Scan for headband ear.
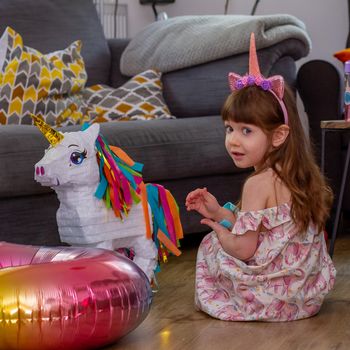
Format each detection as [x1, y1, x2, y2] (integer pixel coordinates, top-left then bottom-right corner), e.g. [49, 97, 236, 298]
[267, 75, 285, 100]
[228, 72, 244, 91]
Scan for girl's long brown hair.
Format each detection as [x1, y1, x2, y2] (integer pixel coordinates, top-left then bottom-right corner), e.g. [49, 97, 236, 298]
[222, 85, 333, 233]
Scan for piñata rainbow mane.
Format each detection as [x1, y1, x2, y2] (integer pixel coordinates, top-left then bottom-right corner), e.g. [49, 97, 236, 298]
[94, 133, 144, 219]
[92, 128, 183, 265]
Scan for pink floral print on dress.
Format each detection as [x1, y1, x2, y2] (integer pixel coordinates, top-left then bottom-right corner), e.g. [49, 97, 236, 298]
[195, 203, 336, 322]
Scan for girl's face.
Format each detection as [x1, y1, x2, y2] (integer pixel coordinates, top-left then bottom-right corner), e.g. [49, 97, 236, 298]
[224, 120, 270, 170]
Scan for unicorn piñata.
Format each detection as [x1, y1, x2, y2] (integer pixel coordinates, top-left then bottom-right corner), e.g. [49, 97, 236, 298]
[32, 115, 183, 280]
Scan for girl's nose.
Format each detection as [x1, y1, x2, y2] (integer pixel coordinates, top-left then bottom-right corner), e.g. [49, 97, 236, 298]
[227, 133, 240, 146]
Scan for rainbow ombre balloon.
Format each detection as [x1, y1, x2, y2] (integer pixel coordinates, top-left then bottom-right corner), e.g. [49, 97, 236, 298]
[0, 242, 152, 350]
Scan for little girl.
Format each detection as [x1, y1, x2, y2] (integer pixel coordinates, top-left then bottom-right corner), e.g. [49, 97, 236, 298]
[185, 33, 336, 322]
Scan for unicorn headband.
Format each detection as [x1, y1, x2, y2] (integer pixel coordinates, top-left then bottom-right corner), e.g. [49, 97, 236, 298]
[228, 33, 289, 125]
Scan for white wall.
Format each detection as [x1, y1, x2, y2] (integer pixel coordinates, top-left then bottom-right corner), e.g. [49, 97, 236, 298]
[118, 0, 154, 38]
[121, 0, 348, 73]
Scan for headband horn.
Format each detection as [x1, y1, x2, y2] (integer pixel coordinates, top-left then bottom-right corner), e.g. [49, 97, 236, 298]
[249, 32, 260, 76]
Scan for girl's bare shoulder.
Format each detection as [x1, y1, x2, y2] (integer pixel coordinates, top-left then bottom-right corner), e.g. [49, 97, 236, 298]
[242, 169, 290, 210]
[244, 169, 276, 190]
[241, 171, 274, 210]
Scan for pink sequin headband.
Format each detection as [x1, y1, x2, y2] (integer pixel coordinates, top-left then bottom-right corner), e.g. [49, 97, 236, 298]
[228, 33, 289, 125]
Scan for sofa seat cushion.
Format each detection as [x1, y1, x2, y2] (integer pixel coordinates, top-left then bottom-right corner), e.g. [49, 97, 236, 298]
[0, 116, 246, 197]
[98, 116, 244, 182]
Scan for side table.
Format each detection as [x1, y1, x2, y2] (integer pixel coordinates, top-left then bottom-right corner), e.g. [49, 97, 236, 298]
[321, 120, 350, 256]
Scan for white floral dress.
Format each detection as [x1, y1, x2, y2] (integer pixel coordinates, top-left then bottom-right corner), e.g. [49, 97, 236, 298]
[195, 203, 336, 321]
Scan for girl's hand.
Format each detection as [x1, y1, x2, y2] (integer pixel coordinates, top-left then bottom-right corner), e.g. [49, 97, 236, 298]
[201, 218, 240, 259]
[185, 187, 221, 219]
[200, 218, 230, 236]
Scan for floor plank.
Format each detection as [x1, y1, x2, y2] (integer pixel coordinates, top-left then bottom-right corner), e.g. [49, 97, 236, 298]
[106, 235, 350, 350]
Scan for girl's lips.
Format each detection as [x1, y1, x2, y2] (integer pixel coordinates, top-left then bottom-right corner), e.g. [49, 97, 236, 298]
[231, 152, 245, 160]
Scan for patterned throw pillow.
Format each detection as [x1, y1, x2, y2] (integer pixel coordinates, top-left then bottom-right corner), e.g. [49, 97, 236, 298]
[0, 27, 87, 125]
[77, 69, 174, 124]
[0, 27, 174, 126]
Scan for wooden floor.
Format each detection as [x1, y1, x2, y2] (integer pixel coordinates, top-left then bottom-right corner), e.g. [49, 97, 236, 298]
[107, 234, 350, 350]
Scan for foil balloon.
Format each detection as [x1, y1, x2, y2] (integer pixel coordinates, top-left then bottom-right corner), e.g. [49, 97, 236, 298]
[32, 119, 183, 280]
[0, 242, 152, 350]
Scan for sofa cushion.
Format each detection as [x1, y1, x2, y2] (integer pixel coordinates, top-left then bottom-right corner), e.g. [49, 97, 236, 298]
[162, 39, 305, 118]
[80, 69, 174, 123]
[0, 117, 246, 198]
[0, 27, 87, 126]
[0, 0, 110, 86]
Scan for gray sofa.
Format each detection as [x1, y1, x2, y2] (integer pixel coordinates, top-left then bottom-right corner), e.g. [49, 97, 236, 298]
[0, 0, 309, 245]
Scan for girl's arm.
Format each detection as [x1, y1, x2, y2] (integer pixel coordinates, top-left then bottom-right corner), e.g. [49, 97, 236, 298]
[201, 174, 269, 260]
[212, 204, 236, 224]
[200, 218, 260, 260]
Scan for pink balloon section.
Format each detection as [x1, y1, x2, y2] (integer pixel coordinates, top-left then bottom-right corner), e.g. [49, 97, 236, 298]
[0, 242, 152, 350]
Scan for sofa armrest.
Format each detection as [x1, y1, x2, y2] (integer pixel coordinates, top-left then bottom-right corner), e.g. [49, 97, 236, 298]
[297, 59, 343, 204]
[297, 60, 342, 160]
[108, 38, 130, 88]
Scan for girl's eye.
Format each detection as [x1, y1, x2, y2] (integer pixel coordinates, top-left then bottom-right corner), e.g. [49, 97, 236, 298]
[242, 127, 252, 135]
[225, 125, 233, 134]
[70, 151, 86, 165]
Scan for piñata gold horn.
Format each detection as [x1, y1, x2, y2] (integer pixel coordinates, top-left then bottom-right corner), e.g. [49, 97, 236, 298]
[30, 114, 64, 146]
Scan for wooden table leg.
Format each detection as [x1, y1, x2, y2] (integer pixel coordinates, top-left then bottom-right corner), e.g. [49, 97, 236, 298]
[329, 138, 350, 256]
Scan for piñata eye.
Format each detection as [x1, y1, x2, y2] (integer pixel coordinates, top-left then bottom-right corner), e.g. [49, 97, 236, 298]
[70, 151, 86, 165]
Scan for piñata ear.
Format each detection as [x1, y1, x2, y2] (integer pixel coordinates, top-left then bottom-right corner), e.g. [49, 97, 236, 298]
[85, 122, 100, 143]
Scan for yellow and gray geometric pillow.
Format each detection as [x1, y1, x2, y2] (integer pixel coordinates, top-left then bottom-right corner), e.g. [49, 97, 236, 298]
[76, 69, 174, 124]
[0, 27, 87, 125]
[0, 27, 174, 126]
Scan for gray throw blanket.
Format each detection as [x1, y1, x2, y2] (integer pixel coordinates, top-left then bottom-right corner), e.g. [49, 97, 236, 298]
[120, 14, 311, 76]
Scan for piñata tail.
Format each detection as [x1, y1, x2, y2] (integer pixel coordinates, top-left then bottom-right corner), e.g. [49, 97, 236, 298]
[146, 183, 183, 264]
